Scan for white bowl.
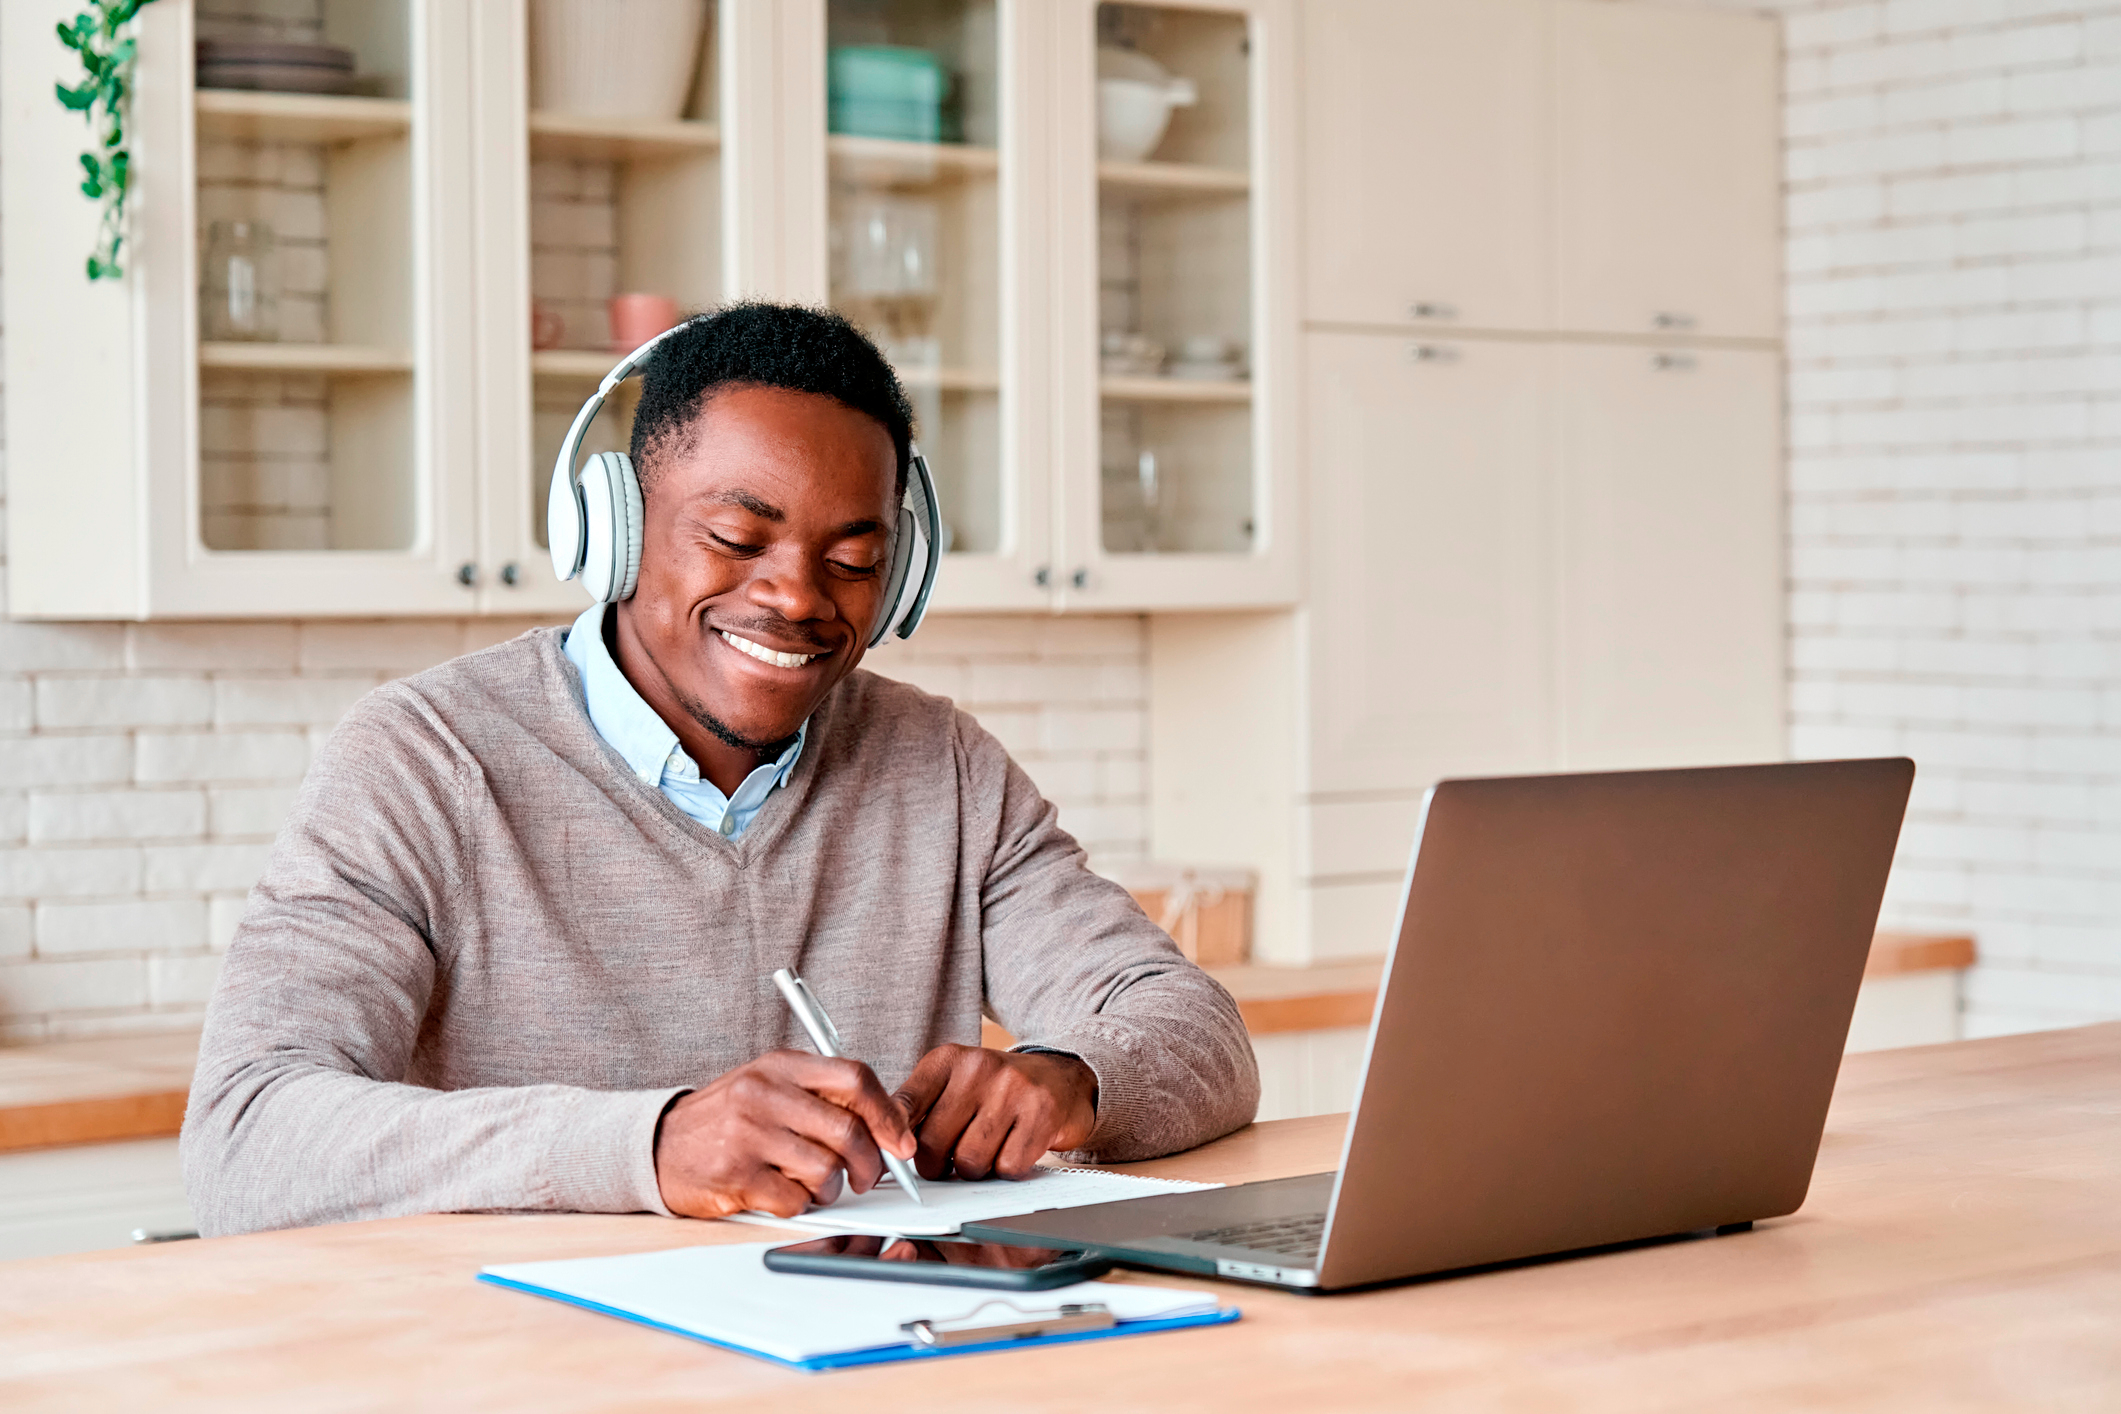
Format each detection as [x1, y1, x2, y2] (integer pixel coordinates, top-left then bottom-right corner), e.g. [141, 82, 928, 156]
[529, 0, 706, 120]
[1100, 79, 1176, 162]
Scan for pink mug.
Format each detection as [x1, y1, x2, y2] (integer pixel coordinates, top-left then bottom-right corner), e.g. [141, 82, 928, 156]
[609, 293, 681, 352]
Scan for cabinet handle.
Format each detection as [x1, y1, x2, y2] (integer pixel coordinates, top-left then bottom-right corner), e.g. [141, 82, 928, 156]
[1652, 311, 1697, 331]
[1070, 567, 1090, 591]
[456, 562, 478, 587]
[1409, 301, 1458, 321]
[499, 562, 520, 587]
[1652, 352, 1698, 372]
[1033, 565, 1052, 589]
[1407, 343, 1459, 364]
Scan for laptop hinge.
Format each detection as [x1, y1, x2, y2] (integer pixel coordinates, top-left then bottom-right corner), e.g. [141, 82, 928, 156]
[1215, 1258, 1320, 1287]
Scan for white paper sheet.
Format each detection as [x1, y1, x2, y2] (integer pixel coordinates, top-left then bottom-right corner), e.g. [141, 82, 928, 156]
[481, 1242, 1220, 1364]
[726, 1165, 1221, 1237]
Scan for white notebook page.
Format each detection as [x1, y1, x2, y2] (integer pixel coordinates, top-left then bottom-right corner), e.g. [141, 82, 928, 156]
[727, 1165, 1220, 1237]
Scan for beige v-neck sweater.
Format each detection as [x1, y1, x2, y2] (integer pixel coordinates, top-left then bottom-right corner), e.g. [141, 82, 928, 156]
[181, 629, 1258, 1236]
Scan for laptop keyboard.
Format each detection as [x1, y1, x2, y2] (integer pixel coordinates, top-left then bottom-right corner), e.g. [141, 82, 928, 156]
[1180, 1212, 1326, 1259]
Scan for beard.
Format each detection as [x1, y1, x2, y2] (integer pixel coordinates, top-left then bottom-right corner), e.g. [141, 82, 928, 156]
[672, 680, 800, 758]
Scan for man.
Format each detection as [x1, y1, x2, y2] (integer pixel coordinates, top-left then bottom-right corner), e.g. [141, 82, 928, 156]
[182, 303, 1259, 1235]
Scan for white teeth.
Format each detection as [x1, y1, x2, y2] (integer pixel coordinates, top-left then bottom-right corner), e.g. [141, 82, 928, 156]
[719, 630, 821, 669]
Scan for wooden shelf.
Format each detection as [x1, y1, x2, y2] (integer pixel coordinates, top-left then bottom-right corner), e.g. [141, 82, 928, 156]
[194, 89, 411, 144]
[532, 349, 622, 380]
[528, 112, 720, 160]
[532, 352, 1001, 392]
[898, 365, 1000, 393]
[1098, 158, 1249, 196]
[199, 342, 412, 375]
[829, 135, 999, 186]
[1101, 374, 1253, 403]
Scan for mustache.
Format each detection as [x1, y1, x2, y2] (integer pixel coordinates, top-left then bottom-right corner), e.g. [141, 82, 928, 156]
[707, 613, 836, 652]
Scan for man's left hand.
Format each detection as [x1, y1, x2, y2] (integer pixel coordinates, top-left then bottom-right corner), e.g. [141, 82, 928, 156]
[891, 1045, 1098, 1181]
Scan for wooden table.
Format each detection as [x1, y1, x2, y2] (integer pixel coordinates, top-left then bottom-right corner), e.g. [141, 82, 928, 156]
[4, 1023, 2115, 1410]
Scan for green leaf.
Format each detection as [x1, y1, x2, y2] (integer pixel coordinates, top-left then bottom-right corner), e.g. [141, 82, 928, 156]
[55, 80, 95, 110]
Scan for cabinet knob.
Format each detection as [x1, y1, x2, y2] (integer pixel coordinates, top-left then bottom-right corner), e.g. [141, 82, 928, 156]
[1652, 311, 1697, 331]
[1033, 565, 1052, 589]
[1408, 301, 1458, 321]
[1070, 567, 1090, 591]
[1407, 343, 1459, 364]
[1652, 352, 1698, 372]
[499, 562, 520, 587]
[456, 562, 478, 587]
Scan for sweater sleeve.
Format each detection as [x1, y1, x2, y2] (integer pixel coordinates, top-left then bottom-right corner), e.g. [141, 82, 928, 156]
[180, 687, 684, 1237]
[959, 711, 1260, 1162]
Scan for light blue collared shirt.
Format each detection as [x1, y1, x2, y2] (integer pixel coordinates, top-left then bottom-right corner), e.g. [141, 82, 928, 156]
[562, 602, 806, 840]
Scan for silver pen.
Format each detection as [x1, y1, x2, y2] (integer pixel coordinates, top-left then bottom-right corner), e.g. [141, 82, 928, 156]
[770, 967, 925, 1206]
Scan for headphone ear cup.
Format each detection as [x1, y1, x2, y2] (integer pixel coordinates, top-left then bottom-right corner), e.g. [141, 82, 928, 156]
[613, 453, 644, 602]
[578, 452, 643, 603]
[547, 459, 588, 582]
[869, 506, 918, 648]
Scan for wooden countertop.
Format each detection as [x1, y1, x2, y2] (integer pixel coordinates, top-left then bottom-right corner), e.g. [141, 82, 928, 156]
[0, 1031, 197, 1153]
[1, 1023, 2114, 1410]
[0, 931, 1977, 1155]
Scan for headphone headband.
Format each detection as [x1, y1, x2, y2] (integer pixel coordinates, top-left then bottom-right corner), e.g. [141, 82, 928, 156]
[546, 323, 942, 645]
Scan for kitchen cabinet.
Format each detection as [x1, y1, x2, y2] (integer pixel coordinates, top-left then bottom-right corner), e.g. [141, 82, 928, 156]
[1302, 333, 1553, 799]
[1554, 342, 1784, 770]
[1552, 0, 1781, 340]
[2, 0, 1298, 619]
[1055, 0, 1301, 611]
[2, 0, 483, 618]
[1299, 0, 1549, 333]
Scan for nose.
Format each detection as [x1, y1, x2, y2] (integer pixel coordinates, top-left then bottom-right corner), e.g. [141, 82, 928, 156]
[740, 545, 839, 630]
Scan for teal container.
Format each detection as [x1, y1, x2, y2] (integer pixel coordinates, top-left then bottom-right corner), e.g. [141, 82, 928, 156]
[828, 45, 959, 143]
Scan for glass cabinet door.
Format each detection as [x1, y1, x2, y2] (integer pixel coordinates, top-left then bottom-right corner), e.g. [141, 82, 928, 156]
[478, 0, 723, 611]
[191, 1, 419, 555]
[1095, 3, 1253, 558]
[823, 0, 1008, 574]
[1059, 0, 1295, 611]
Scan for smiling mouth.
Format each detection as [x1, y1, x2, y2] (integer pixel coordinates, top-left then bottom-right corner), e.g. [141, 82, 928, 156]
[718, 629, 826, 669]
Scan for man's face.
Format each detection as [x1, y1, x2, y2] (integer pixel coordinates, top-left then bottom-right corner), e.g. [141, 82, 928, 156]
[619, 385, 899, 753]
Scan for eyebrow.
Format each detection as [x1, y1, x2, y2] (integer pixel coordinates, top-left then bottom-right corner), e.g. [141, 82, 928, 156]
[708, 489, 785, 521]
[699, 490, 887, 540]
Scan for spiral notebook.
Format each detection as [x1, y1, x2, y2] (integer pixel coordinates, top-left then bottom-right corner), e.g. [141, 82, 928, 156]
[727, 1165, 1220, 1238]
[479, 1242, 1238, 1372]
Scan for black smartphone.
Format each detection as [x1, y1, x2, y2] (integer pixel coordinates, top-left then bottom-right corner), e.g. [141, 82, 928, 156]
[762, 1234, 1112, 1290]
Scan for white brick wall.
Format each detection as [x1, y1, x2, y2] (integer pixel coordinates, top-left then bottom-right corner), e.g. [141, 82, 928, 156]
[0, 590, 1149, 1043]
[1757, 0, 2121, 1036]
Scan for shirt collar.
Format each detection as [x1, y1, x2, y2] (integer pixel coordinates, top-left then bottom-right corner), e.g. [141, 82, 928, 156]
[562, 602, 806, 791]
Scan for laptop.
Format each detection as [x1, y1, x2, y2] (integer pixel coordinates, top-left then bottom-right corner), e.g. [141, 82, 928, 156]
[964, 758, 1915, 1292]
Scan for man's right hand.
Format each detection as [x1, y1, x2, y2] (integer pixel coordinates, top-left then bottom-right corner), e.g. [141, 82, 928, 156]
[652, 1050, 919, 1219]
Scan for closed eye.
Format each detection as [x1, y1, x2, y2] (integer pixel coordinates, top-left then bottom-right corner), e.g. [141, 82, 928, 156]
[708, 532, 763, 556]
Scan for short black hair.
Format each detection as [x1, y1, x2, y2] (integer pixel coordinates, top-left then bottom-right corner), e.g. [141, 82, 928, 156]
[628, 302, 915, 498]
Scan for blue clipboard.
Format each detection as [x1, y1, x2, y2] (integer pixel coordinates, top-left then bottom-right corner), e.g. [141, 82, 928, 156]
[478, 1272, 1241, 1373]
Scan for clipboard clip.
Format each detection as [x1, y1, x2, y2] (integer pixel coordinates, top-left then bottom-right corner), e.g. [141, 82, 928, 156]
[901, 1300, 1115, 1349]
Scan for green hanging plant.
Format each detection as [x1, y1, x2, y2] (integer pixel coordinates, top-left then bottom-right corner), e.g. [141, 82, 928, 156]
[55, 0, 160, 281]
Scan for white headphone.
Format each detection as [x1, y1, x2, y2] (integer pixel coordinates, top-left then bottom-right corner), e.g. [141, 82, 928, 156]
[546, 324, 943, 648]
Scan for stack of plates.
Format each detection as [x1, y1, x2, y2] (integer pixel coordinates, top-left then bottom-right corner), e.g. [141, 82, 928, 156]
[196, 39, 357, 95]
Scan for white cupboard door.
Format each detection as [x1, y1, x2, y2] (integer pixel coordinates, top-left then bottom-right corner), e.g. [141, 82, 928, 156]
[1303, 332, 1554, 800]
[1300, 0, 1549, 333]
[1554, 344, 1784, 771]
[1552, 1, 1779, 341]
